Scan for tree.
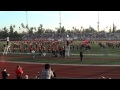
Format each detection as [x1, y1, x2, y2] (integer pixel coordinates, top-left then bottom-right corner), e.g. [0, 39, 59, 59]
[38, 27, 43, 34]
[45, 29, 53, 33]
[29, 27, 34, 34]
[66, 30, 71, 33]
[2, 27, 9, 38]
[22, 31, 26, 34]
[115, 29, 120, 33]
[21, 23, 25, 28]
[9, 25, 14, 37]
[109, 26, 111, 33]
[112, 23, 116, 33]
[37, 24, 44, 34]
[61, 26, 66, 33]
[72, 26, 74, 30]
[13, 31, 19, 37]
[57, 26, 66, 33]
[13, 25, 15, 28]
[34, 27, 36, 32]
[19, 27, 21, 34]
[40, 24, 43, 30]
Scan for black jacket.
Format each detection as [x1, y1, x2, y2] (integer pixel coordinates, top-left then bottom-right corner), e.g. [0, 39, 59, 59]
[80, 52, 83, 57]
[2, 71, 8, 79]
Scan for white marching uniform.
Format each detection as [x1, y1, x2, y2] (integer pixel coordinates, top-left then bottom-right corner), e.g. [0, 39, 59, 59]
[3, 37, 11, 55]
[7, 37, 9, 41]
[3, 45, 11, 55]
[31, 50, 35, 59]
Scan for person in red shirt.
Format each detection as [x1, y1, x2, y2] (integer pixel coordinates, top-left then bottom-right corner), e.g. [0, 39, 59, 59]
[48, 46, 51, 57]
[19, 46, 22, 53]
[13, 47, 16, 53]
[33, 47, 36, 52]
[39, 46, 42, 56]
[15, 65, 23, 79]
[30, 47, 32, 52]
[43, 46, 46, 53]
[48, 46, 51, 53]
[55, 46, 58, 56]
[24, 47, 27, 53]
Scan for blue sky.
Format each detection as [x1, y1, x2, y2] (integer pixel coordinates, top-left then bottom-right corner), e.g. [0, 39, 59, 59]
[0, 11, 120, 32]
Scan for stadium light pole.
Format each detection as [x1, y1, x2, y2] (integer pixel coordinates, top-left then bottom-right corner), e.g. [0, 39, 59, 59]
[59, 11, 61, 34]
[97, 11, 99, 32]
[26, 11, 28, 33]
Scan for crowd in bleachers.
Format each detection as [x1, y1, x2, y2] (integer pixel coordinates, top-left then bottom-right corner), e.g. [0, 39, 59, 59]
[22, 32, 120, 41]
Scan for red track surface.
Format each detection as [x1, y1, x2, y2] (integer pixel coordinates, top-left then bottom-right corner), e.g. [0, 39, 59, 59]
[0, 55, 120, 79]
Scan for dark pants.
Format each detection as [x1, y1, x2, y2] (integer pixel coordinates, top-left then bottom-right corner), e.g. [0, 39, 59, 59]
[17, 76, 22, 79]
[7, 41, 9, 46]
[80, 56, 83, 61]
[63, 51, 65, 58]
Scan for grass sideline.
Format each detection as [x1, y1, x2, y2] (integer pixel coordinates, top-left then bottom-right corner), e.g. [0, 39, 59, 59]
[1, 53, 120, 65]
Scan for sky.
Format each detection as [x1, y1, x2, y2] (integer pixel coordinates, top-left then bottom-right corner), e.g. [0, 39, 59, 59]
[0, 11, 120, 33]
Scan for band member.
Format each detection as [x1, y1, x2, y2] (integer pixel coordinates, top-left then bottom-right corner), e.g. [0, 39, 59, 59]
[52, 47, 55, 56]
[35, 43, 38, 49]
[43, 46, 46, 53]
[31, 49, 35, 59]
[7, 45, 11, 53]
[48, 46, 51, 53]
[13, 47, 16, 53]
[3, 43, 5, 48]
[3, 43, 11, 55]
[33, 47, 36, 53]
[3, 44, 7, 55]
[6, 37, 9, 46]
[55, 46, 59, 55]
[30, 47, 32, 52]
[24, 47, 27, 53]
[39, 46, 42, 56]
[60, 46, 63, 57]
[19, 46, 22, 53]
[62, 46, 65, 58]
[2, 46, 4, 52]
[43, 46, 46, 56]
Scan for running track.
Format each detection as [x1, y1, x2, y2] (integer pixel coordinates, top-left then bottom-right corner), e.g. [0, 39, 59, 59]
[0, 55, 120, 79]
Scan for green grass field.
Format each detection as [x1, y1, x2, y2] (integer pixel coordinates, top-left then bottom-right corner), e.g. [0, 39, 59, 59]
[1, 41, 120, 65]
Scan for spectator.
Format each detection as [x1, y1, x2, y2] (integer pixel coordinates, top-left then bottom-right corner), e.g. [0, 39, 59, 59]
[24, 75, 28, 79]
[106, 77, 111, 79]
[51, 68, 56, 79]
[99, 76, 111, 79]
[1, 68, 10, 79]
[80, 51, 83, 61]
[41, 64, 54, 79]
[15, 65, 23, 79]
[34, 72, 40, 79]
[99, 76, 106, 79]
